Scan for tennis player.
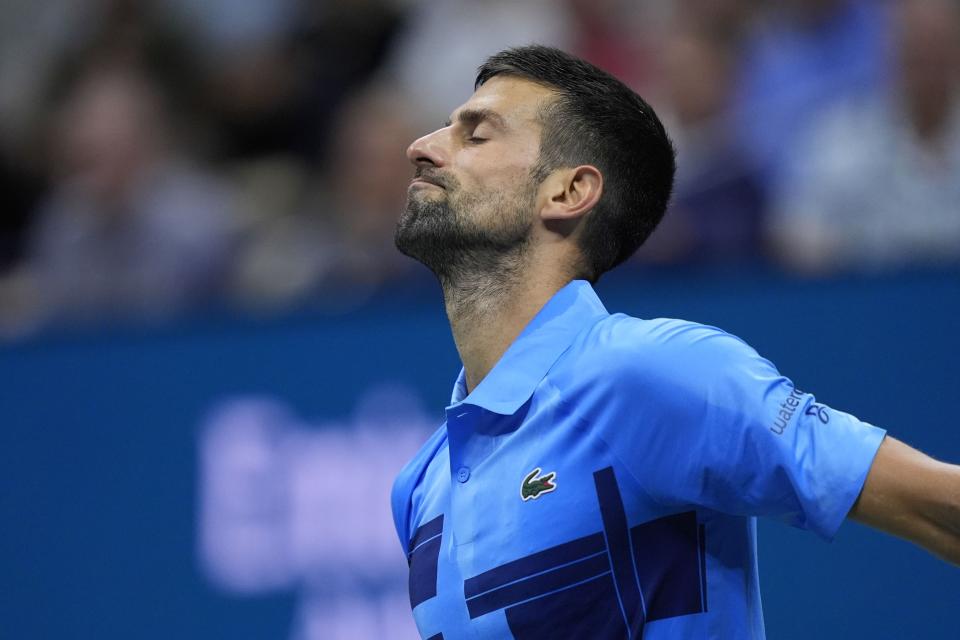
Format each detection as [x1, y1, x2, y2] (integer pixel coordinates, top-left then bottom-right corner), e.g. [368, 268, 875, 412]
[391, 45, 959, 639]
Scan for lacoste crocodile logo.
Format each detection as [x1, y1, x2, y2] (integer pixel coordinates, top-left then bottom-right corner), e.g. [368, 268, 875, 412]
[521, 467, 557, 501]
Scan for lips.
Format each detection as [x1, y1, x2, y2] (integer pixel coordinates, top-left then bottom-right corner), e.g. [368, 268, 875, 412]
[410, 178, 442, 189]
[411, 173, 445, 189]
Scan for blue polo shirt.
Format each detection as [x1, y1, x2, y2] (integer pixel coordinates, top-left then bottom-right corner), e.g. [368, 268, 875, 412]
[391, 280, 886, 639]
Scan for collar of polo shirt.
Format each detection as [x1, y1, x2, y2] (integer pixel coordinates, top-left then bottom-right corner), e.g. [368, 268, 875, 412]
[448, 280, 610, 416]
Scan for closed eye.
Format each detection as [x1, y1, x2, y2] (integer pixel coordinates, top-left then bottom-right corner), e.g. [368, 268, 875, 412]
[444, 107, 506, 144]
[466, 124, 492, 144]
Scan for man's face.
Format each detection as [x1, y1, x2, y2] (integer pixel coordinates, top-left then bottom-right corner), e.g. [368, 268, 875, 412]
[395, 76, 555, 276]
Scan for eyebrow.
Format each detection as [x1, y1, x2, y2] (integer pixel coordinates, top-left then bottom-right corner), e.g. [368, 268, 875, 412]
[443, 108, 507, 131]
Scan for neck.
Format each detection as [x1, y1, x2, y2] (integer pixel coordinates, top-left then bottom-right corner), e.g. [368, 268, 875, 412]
[439, 251, 569, 394]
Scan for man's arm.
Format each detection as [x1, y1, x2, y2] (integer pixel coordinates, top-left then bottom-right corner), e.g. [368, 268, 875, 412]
[849, 436, 960, 566]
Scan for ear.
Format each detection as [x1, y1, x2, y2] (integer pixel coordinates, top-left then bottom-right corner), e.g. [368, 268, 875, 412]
[538, 165, 603, 224]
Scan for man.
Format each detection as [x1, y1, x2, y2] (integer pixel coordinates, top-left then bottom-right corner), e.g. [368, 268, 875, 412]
[391, 45, 959, 639]
[769, 0, 960, 273]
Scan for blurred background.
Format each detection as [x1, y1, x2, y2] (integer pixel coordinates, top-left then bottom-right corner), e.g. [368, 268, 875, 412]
[1, 0, 958, 638]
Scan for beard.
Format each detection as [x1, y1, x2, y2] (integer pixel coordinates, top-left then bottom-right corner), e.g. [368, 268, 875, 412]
[395, 172, 535, 285]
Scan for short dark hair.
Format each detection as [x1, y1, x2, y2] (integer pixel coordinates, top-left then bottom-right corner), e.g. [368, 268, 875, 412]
[476, 45, 676, 282]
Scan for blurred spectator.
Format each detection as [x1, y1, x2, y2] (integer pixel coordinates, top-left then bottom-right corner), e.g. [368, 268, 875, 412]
[0, 149, 44, 273]
[0, 1, 102, 142]
[0, 0, 112, 277]
[768, 0, 960, 273]
[230, 86, 423, 309]
[6, 0, 956, 333]
[668, 0, 759, 42]
[565, 0, 658, 94]
[312, 87, 424, 288]
[640, 24, 766, 264]
[171, 0, 403, 164]
[23, 62, 238, 321]
[732, 0, 890, 186]
[381, 0, 572, 131]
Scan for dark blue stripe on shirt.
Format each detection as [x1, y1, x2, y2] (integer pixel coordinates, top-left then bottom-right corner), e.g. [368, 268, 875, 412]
[466, 552, 610, 619]
[630, 510, 706, 622]
[463, 532, 605, 599]
[408, 514, 444, 555]
[409, 534, 442, 609]
[594, 466, 645, 635]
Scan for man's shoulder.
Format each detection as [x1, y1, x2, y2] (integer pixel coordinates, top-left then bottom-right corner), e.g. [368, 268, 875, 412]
[554, 313, 764, 392]
[577, 313, 750, 364]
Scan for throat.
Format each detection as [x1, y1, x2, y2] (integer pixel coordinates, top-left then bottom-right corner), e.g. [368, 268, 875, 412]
[442, 256, 562, 395]
[442, 259, 523, 326]
[443, 262, 524, 393]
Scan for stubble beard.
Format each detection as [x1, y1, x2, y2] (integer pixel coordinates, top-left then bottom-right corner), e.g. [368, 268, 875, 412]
[394, 176, 535, 291]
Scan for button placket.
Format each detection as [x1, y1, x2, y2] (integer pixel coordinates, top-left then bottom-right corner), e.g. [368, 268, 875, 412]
[446, 406, 482, 546]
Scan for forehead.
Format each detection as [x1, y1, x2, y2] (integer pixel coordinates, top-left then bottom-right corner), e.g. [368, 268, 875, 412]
[452, 75, 556, 129]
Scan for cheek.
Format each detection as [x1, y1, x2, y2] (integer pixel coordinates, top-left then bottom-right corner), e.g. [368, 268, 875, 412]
[451, 152, 538, 216]
[458, 145, 535, 186]
[457, 181, 533, 229]
[460, 163, 533, 201]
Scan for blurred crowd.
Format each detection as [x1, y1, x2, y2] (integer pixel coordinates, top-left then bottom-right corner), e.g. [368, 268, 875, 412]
[1, 0, 958, 332]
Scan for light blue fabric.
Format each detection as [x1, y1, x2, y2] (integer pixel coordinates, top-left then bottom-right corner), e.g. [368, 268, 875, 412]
[392, 280, 885, 639]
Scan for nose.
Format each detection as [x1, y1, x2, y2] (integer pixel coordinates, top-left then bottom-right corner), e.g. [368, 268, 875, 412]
[406, 127, 448, 168]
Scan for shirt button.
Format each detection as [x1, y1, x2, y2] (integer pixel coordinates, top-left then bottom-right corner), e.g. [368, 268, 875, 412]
[456, 467, 470, 483]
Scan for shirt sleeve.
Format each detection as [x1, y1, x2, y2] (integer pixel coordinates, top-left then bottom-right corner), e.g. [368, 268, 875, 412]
[597, 319, 886, 540]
